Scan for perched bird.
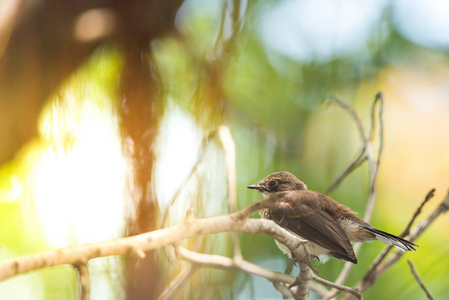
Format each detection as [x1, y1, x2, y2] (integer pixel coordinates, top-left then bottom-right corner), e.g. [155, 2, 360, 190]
[248, 171, 417, 264]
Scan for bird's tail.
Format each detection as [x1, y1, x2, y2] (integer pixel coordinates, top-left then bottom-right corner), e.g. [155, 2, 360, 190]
[363, 227, 418, 251]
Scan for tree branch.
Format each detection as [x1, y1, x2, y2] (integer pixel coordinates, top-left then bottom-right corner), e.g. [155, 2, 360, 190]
[294, 263, 313, 299]
[340, 190, 449, 300]
[326, 147, 366, 195]
[313, 275, 363, 299]
[363, 188, 436, 282]
[175, 247, 333, 298]
[407, 259, 435, 300]
[324, 93, 384, 299]
[401, 188, 435, 238]
[0, 194, 307, 282]
[325, 97, 367, 143]
[75, 263, 90, 300]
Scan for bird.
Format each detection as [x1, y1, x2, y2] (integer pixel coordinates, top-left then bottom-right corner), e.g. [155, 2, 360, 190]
[247, 171, 417, 264]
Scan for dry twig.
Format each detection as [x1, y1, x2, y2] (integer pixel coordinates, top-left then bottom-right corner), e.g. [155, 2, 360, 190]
[407, 259, 435, 300]
[401, 188, 435, 237]
[312, 275, 363, 299]
[176, 247, 335, 298]
[0, 193, 307, 282]
[340, 190, 449, 300]
[363, 188, 436, 284]
[323, 93, 384, 300]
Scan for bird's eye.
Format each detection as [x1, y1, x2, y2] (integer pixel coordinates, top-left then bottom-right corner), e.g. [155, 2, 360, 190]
[268, 180, 278, 188]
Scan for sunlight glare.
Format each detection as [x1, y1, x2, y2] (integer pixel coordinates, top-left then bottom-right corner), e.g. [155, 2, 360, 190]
[28, 90, 126, 248]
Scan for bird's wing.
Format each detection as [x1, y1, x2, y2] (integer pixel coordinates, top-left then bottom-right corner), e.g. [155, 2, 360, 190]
[270, 192, 357, 263]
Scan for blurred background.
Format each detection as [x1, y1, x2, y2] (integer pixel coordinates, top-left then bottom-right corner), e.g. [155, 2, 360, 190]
[0, 0, 448, 299]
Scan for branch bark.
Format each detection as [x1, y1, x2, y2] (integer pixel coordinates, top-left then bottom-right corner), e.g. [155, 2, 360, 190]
[407, 259, 434, 300]
[340, 190, 449, 300]
[75, 264, 90, 300]
[0, 194, 305, 282]
[324, 93, 384, 300]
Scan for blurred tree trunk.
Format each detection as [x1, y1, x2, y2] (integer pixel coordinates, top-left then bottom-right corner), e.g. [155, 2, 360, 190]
[114, 1, 182, 298]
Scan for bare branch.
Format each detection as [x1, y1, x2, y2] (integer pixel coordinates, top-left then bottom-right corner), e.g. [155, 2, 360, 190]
[363, 92, 384, 224]
[179, 247, 293, 283]
[294, 263, 313, 300]
[326, 93, 384, 222]
[340, 190, 449, 300]
[177, 247, 330, 298]
[313, 274, 363, 300]
[75, 264, 90, 300]
[356, 187, 439, 294]
[368, 92, 384, 142]
[401, 188, 435, 237]
[273, 281, 294, 299]
[322, 242, 363, 300]
[407, 260, 435, 300]
[326, 97, 367, 143]
[0, 194, 308, 282]
[218, 125, 241, 258]
[325, 93, 385, 299]
[361, 187, 436, 289]
[326, 147, 366, 195]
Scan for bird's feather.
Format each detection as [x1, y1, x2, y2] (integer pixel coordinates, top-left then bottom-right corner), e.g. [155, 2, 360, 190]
[269, 202, 357, 264]
[361, 227, 418, 251]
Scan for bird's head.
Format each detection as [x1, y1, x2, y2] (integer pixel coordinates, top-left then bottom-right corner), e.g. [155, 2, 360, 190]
[247, 171, 307, 195]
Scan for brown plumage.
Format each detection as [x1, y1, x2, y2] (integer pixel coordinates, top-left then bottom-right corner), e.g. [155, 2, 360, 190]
[248, 171, 417, 264]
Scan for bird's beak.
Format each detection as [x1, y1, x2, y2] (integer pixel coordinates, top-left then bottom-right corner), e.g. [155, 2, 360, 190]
[247, 184, 264, 191]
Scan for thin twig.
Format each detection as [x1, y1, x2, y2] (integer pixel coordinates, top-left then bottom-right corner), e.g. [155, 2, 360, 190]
[407, 259, 435, 300]
[321, 245, 363, 300]
[313, 275, 363, 300]
[324, 93, 385, 299]
[273, 281, 294, 299]
[356, 188, 437, 291]
[75, 264, 90, 300]
[326, 147, 366, 195]
[179, 247, 293, 283]
[177, 247, 326, 298]
[340, 190, 449, 300]
[368, 92, 383, 142]
[401, 188, 435, 237]
[325, 95, 370, 199]
[218, 126, 241, 258]
[326, 97, 367, 143]
[157, 264, 197, 300]
[363, 92, 384, 224]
